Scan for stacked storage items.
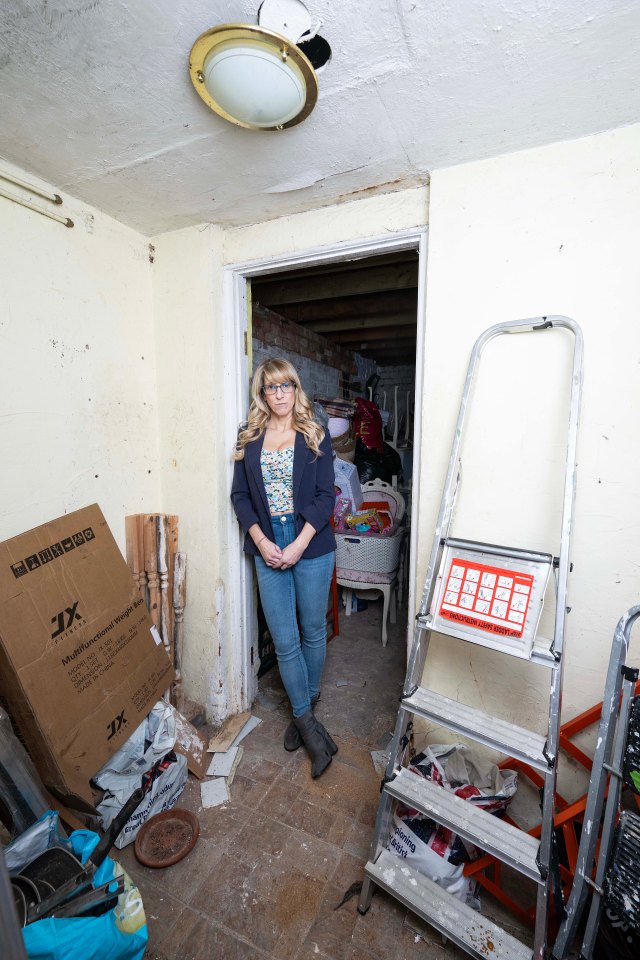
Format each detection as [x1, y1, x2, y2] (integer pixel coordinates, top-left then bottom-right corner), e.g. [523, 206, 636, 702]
[332, 460, 405, 645]
[317, 397, 357, 462]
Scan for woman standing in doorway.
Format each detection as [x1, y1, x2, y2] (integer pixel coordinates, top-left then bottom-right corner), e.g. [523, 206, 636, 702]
[231, 358, 337, 778]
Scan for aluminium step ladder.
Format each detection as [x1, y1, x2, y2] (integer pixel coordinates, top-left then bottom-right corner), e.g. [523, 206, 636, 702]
[358, 317, 583, 960]
[552, 605, 640, 959]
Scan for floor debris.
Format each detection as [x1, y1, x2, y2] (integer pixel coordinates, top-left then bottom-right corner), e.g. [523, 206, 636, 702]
[205, 745, 243, 782]
[199, 777, 229, 809]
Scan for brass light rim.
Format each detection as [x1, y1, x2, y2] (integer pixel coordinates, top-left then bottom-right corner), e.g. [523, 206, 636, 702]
[188, 23, 318, 131]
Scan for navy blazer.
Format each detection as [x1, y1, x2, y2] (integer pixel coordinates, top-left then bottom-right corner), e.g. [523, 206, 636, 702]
[231, 429, 337, 559]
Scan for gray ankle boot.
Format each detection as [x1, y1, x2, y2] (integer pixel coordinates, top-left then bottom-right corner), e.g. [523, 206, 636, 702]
[293, 710, 333, 779]
[284, 694, 320, 752]
[315, 718, 338, 757]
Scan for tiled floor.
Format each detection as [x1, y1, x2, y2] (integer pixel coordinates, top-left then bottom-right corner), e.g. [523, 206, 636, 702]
[117, 594, 533, 960]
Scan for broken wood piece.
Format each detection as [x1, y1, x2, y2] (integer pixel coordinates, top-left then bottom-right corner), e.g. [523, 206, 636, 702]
[228, 714, 262, 748]
[156, 514, 172, 665]
[125, 514, 147, 599]
[171, 704, 209, 780]
[207, 711, 251, 753]
[143, 514, 161, 629]
[166, 515, 179, 652]
[171, 551, 187, 709]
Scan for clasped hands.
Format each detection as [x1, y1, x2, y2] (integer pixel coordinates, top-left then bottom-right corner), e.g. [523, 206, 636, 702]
[259, 538, 304, 570]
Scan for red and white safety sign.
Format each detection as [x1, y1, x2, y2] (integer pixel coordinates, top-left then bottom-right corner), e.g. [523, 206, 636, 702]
[438, 557, 534, 639]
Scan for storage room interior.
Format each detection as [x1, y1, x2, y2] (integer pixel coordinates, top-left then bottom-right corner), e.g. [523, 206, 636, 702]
[1, 4, 640, 960]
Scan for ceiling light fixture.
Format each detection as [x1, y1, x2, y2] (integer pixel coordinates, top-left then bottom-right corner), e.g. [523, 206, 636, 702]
[188, 1, 330, 131]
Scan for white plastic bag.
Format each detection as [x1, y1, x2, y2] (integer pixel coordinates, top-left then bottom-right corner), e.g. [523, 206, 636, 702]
[98, 752, 188, 848]
[390, 814, 478, 906]
[94, 700, 184, 846]
[409, 743, 518, 814]
[93, 700, 176, 802]
[388, 743, 518, 906]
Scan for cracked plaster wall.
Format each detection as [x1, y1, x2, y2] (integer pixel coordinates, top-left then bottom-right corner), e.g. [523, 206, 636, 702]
[0, 159, 161, 549]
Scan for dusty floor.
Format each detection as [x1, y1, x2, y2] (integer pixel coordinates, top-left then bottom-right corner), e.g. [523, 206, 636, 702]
[116, 594, 536, 960]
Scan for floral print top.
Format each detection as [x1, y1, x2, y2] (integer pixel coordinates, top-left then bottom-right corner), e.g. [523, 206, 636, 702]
[260, 446, 295, 515]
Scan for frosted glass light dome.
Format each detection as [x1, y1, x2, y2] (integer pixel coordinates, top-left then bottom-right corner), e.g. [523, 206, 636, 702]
[203, 41, 305, 128]
[189, 25, 318, 131]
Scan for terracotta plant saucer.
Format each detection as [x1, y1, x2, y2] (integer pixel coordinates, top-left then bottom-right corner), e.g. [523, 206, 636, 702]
[134, 808, 200, 868]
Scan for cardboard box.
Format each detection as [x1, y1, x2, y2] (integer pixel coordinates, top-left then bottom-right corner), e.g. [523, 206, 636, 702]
[0, 504, 174, 808]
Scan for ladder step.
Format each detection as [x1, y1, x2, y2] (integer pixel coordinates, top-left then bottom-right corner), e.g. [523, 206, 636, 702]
[403, 686, 551, 773]
[445, 537, 553, 566]
[365, 848, 533, 960]
[385, 768, 542, 884]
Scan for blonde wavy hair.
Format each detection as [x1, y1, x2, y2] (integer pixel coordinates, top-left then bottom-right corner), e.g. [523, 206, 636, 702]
[233, 357, 325, 460]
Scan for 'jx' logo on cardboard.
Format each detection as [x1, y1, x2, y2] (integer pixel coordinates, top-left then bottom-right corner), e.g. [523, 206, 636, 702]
[107, 710, 127, 741]
[51, 602, 83, 639]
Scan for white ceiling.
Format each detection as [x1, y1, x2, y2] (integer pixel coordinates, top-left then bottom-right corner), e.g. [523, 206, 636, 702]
[2, 1, 639, 236]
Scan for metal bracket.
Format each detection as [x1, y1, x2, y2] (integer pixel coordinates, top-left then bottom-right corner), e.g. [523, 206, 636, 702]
[536, 851, 549, 881]
[380, 771, 397, 793]
[543, 742, 556, 768]
[399, 721, 414, 752]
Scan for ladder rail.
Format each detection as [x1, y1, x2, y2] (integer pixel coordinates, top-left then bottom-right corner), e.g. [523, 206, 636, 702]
[552, 605, 640, 958]
[362, 316, 584, 960]
[406, 315, 583, 694]
[535, 318, 583, 952]
[580, 671, 637, 958]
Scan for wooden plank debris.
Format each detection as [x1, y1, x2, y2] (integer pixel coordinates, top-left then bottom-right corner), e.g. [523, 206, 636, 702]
[207, 711, 252, 753]
[171, 706, 209, 780]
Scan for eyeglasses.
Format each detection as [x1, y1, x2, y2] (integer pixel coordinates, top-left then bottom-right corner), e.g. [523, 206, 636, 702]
[263, 381, 295, 395]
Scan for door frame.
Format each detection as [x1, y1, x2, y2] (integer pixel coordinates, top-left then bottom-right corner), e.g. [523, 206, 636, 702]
[222, 228, 428, 711]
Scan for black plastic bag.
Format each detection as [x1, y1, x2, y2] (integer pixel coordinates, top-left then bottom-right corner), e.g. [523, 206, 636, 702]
[381, 442, 402, 481]
[354, 439, 387, 483]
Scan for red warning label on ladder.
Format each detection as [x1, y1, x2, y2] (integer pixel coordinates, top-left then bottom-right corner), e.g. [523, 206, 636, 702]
[439, 557, 534, 639]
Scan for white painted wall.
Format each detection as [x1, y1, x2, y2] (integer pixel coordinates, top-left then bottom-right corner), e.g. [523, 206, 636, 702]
[150, 223, 234, 719]
[0, 160, 160, 548]
[4, 115, 638, 768]
[151, 187, 429, 719]
[419, 124, 640, 787]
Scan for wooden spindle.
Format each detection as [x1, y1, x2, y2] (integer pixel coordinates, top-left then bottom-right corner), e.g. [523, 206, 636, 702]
[125, 514, 147, 599]
[172, 552, 187, 710]
[143, 514, 161, 630]
[156, 515, 172, 666]
[166, 515, 179, 652]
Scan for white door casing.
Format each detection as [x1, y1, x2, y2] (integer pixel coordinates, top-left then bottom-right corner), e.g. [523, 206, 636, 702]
[221, 229, 428, 713]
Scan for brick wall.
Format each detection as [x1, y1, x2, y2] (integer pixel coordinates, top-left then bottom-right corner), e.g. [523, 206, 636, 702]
[252, 306, 358, 400]
[251, 306, 410, 408]
[252, 338, 341, 399]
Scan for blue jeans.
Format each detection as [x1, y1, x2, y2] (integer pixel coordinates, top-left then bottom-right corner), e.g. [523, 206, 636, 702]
[255, 514, 335, 718]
